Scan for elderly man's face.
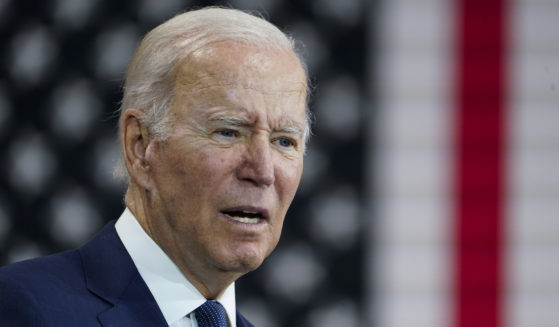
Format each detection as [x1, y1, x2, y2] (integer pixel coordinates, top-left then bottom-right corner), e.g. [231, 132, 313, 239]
[143, 42, 307, 280]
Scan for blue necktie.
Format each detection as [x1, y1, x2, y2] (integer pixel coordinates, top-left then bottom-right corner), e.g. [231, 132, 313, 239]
[194, 301, 228, 327]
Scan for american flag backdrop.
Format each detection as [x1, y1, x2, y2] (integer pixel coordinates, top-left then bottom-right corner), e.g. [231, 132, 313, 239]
[0, 0, 558, 326]
[368, 1, 559, 327]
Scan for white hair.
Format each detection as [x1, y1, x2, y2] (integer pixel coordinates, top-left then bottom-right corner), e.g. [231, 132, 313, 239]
[113, 7, 310, 181]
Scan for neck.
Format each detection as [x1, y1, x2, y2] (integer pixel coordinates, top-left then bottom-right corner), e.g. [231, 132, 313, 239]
[124, 185, 242, 299]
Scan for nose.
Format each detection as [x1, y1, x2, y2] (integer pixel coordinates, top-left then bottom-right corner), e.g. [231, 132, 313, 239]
[236, 137, 275, 187]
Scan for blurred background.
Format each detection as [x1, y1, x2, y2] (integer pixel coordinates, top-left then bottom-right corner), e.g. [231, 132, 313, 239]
[0, 0, 557, 327]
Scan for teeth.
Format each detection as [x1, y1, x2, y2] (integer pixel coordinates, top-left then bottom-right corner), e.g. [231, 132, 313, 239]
[241, 210, 258, 214]
[225, 214, 260, 224]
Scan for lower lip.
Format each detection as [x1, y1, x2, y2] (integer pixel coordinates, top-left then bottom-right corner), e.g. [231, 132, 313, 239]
[220, 212, 267, 227]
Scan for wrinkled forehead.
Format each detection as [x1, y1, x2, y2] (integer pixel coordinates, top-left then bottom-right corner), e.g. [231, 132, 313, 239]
[174, 41, 307, 96]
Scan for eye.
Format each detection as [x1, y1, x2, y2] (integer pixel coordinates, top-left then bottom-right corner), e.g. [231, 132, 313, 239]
[216, 129, 238, 138]
[275, 137, 295, 148]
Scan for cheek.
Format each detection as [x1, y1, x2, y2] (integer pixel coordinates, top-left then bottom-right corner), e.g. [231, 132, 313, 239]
[151, 145, 215, 192]
[180, 148, 240, 193]
[276, 159, 303, 199]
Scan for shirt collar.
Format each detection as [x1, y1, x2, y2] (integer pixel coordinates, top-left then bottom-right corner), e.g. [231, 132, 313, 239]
[115, 208, 237, 326]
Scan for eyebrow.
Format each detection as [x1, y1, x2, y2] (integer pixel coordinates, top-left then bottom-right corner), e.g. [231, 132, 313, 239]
[208, 114, 305, 136]
[208, 114, 254, 127]
[275, 125, 305, 136]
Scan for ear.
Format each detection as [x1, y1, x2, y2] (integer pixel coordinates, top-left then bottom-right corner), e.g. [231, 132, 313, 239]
[121, 108, 153, 190]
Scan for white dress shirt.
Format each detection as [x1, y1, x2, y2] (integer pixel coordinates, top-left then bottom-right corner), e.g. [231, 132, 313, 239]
[115, 208, 237, 327]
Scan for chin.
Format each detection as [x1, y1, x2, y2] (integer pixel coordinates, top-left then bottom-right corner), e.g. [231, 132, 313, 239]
[215, 246, 270, 273]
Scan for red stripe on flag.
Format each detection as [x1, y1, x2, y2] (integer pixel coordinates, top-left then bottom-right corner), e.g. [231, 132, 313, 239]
[454, 0, 508, 327]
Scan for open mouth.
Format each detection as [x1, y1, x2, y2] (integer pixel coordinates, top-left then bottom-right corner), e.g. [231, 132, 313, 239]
[221, 209, 266, 224]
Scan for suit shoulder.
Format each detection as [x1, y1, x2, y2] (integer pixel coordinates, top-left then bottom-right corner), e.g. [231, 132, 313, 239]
[0, 252, 83, 326]
[0, 250, 97, 325]
[0, 249, 84, 293]
[0, 272, 41, 326]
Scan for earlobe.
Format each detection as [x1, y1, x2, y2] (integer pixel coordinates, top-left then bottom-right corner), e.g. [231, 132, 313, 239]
[121, 109, 153, 189]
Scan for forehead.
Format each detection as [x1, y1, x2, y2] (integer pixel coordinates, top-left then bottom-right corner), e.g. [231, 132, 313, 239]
[173, 44, 306, 116]
[176, 41, 306, 92]
[169, 41, 308, 134]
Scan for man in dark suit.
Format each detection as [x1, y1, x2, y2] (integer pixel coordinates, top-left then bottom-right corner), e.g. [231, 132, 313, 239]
[0, 7, 309, 326]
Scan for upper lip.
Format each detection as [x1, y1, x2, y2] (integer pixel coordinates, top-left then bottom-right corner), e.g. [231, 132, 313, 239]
[220, 206, 269, 220]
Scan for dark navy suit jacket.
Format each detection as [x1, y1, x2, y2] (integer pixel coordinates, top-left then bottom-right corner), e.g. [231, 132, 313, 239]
[0, 222, 254, 327]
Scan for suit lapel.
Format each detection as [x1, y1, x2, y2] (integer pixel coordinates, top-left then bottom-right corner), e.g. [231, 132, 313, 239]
[79, 221, 167, 327]
[236, 310, 255, 327]
[96, 272, 167, 327]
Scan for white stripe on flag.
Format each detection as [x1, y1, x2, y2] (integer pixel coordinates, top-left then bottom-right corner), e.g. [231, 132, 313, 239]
[368, 0, 453, 326]
[506, 1, 559, 326]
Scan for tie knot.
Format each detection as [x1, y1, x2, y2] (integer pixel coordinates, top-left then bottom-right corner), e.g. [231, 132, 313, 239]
[194, 301, 228, 327]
